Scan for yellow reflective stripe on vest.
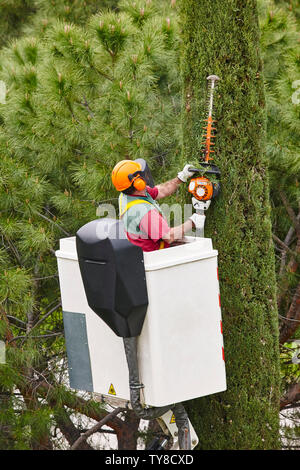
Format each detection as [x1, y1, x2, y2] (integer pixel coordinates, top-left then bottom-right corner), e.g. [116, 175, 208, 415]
[119, 192, 153, 217]
[119, 193, 166, 251]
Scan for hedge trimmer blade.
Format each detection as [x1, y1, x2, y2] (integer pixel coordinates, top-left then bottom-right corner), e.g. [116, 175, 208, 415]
[188, 75, 221, 237]
[202, 75, 220, 163]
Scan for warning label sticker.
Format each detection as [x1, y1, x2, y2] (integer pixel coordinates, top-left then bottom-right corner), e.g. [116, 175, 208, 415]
[108, 383, 116, 396]
[170, 413, 176, 424]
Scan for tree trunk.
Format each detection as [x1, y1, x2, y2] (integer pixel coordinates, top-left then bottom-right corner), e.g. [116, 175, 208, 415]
[180, 0, 281, 449]
[117, 410, 140, 450]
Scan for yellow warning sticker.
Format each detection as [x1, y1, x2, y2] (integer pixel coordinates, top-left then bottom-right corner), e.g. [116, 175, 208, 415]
[170, 413, 176, 424]
[108, 383, 116, 396]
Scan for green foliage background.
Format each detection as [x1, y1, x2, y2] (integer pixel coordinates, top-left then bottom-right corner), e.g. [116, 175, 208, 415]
[0, 0, 299, 450]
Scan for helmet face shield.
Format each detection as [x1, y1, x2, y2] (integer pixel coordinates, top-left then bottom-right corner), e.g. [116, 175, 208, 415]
[134, 158, 155, 188]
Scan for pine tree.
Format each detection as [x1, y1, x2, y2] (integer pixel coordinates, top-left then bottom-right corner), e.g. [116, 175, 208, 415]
[0, 1, 120, 49]
[0, 1, 36, 48]
[179, 0, 281, 449]
[0, 0, 182, 449]
[259, 0, 300, 448]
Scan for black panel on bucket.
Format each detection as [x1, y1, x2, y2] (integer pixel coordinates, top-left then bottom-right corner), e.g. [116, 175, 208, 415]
[76, 219, 148, 338]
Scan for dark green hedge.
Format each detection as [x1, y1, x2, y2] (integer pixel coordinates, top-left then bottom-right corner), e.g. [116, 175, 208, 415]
[180, 0, 281, 450]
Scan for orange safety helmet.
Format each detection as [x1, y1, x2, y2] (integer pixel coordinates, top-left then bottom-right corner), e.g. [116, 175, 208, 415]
[111, 160, 146, 192]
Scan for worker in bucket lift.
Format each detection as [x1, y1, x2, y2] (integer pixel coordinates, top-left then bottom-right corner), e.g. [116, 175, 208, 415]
[111, 160, 205, 252]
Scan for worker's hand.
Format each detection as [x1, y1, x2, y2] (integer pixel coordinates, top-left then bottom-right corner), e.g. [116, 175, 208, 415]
[189, 213, 206, 230]
[177, 164, 194, 183]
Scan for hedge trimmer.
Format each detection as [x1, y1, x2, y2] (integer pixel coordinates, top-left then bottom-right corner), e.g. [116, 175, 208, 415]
[188, 75, 221, 236]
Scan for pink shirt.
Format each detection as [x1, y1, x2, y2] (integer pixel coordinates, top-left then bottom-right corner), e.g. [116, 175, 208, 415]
[126, 186, 170, 252]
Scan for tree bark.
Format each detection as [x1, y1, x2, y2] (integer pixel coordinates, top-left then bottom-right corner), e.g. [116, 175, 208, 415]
[116, 410, 140, 450]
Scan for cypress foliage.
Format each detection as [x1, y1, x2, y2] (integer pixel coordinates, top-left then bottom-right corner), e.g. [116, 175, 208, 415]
[179, 1, 281, 449]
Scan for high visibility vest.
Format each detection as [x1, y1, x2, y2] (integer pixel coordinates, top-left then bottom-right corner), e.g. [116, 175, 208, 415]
[118, 192, 165, 249]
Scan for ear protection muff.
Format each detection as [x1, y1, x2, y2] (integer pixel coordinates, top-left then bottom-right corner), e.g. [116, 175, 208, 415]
[128, 171, 146, 191]
[133, 177, 146, 191]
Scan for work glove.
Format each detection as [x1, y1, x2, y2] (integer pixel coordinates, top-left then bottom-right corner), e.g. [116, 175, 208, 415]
[189, 213, 206, 230]
[177, 164, 194, 183]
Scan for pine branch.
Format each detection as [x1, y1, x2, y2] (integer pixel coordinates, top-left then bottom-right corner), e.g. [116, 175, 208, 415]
[1, 233, 22, 264]
[277, 237, 300, 309]
[37, 380, 125, 436]
[6, 315, 26, 327]
[70, 407, 124, 450]
[279, 189, 300, 236]
[31, 302, 62, 332]
[9, 332, 62, 343]
[278, 314, 300, 324]
[5, 302, 62, 345]
[30, 332, 63, 339]
[54, 407, 94, 450]
[35, 211, 71, 237]
[279, 281, 300, 344]
[79, 95, 94, 118]
[279, 227, 296, 276]
[279, 403, 300, 411]
[90, 63, 114, 82]
[0, 306, 17, 345]
[272, 233, 300, 263]
[278, 211, 300, 276]
[280, 382, 300, 410]
[32, 275, 58, 281]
